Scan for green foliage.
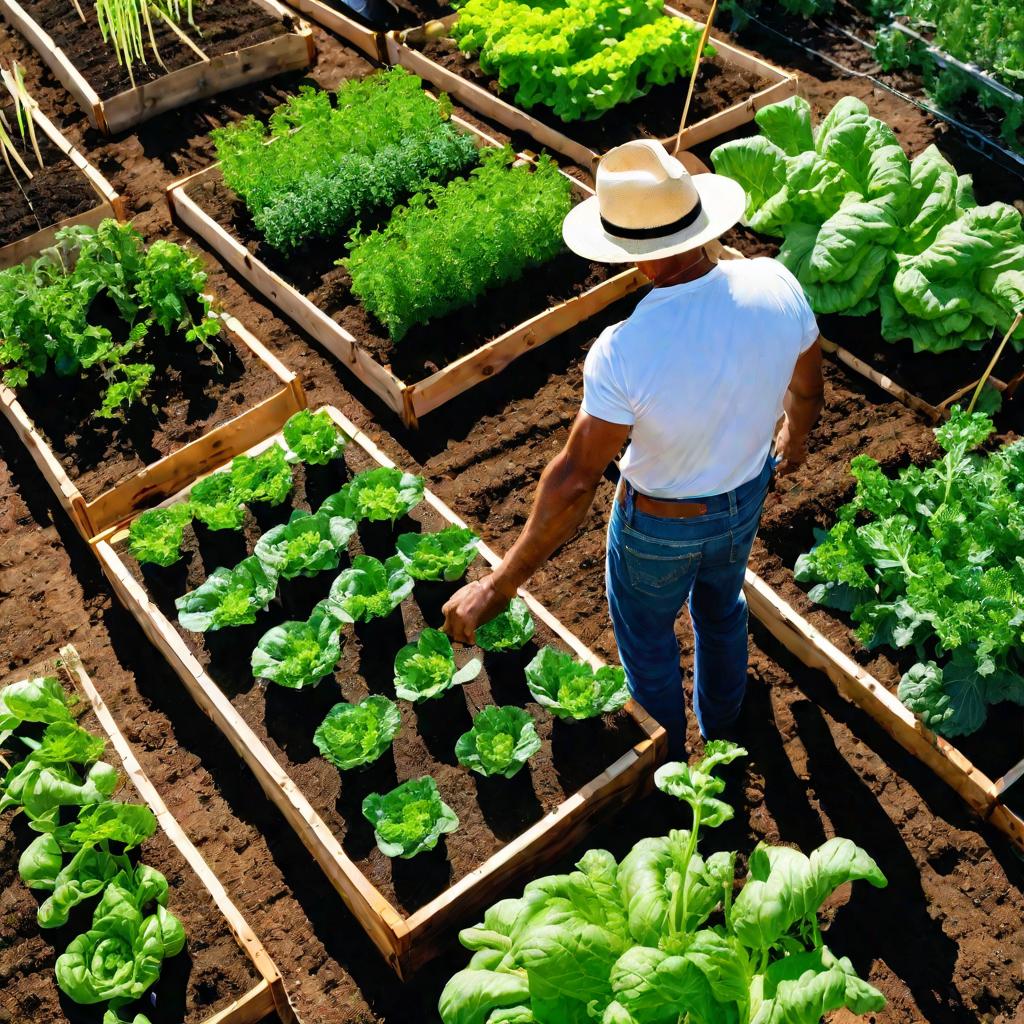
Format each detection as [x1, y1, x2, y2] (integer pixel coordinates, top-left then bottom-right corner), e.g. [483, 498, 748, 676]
[212, 69, 479, 253]
[394, 628, 482, 702]
[362, 776, 459, 859]
[438, 743, 886, 1024]
[711, 95, 1024, 353]
[320, 467, 425, 523]
[0, 674, 73, 746]
[655, 740, 748, 829]
[342, 148, 572, 342]
[127, 504, 193, 567]
[314, 696, 402, 770]
[395, 526, 480, 581]
[253, 509, 355, 580]
[230, 444, 294, 507]
[451, 0, 710, 122]
[251, 602, 343, 689]
[525, 647, 629, 720]
[795, 407, 1024, 737]
[720, 0, 833, 30]
[0, 220, 221, 416]
[328, 555, 414, 623]
[455, 706, 541, 778]
[475, 597, 536, 652]
[282, 408, 348, 465]
[188, 472, 246, 531]
[176, 556, 278, 632]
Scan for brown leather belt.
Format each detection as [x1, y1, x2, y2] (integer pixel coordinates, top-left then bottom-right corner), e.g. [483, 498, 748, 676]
[616, 480, 708, 519]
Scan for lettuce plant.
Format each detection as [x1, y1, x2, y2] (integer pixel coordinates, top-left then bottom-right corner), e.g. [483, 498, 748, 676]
[127, 504, 193, 567]
[394, 628, 482, 702]
[439, 742, 887, 1024]
[475, 597, 535, 652]
[525, 647, 629, 720]
[395, 526, 480, 582]
[176, 556, 278, 632]
[362, 776, 459, 859]
[254, 509, 356, 580]
[314, 695, 401, 770]
[251, 602, 343, 689]
[455, 706, 541, 778]
[321, 467, 425, 524]
[328, 554, 413, 623]
[0, 674, 73, 746]
[188, 472, 246, 531]
[282, 408, 348, 466]
[229, 444, 294, 506]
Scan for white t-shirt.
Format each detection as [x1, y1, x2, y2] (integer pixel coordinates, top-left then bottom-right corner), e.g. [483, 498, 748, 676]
[582, 257, 818, 498]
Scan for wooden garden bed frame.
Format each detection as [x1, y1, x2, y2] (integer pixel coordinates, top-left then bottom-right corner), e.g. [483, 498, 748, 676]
[8, 645, 298, 1024]
[0, 0, 315, 135]
[742, 571, 1024, 853]
[384, 9, 797, 170]
[166, 116, 647, 428]
[280, 0, 384, 58]
[0, 310, 307, 541]
[91, 405, 667, 977]
[0, 99, 125, 268]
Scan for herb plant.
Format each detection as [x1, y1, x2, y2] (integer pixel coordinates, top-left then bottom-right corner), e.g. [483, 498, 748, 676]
[525, 646, 629, 720]
[328, 555, 414, 623]
[251, 602, 343, 689]
[253, 509, 355, 580]
[127, 504, 193, 567]
[176, 556, 278, 632]
[282, 408, 348, 465]
[362, 776, 459, 859]
[230, 444, 294, 506]
[439, 741, 887, 1023]
[395, 526, 480, 581]
[455, 706, 541, 778]
[314, 696, 402, 771]
[474, 597, 535, 652]
[795, 408, 1024, 738]
[342, 148, 572, 342]
[394, 628, 482, 702]
[320, 466, 424, 524]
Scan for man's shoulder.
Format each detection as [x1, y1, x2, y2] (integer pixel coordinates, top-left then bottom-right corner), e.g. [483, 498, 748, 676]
[720, 255, 809, 305]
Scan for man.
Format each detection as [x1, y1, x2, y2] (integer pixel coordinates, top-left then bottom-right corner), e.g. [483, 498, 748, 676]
[443, 139, 824, 757]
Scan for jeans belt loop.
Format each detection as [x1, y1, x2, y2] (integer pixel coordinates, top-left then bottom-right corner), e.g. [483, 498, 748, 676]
[624, 479, 636, 525]
[728, 486, 738, 517]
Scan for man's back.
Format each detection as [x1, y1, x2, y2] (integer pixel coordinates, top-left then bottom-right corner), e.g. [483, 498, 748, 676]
[583, 256, 819, 498]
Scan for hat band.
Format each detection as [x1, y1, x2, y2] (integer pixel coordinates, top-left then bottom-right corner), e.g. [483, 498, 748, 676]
[600, 197, 703, 241]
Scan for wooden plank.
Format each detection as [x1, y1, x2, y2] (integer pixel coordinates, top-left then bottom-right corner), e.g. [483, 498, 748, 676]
[987, 802, 1024, 853]
[280, 0, 383, 58]
[993, 756, 1024, 799]
[204, 980, 279, 1024]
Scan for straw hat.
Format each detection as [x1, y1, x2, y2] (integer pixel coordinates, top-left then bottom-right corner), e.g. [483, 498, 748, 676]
[562, 139, 746, 263]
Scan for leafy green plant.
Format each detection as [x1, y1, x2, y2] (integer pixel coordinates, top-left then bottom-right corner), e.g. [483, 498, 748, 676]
[343, 148, 572, 342]
[362, 775, 459, 859]
[455, 706, 541, 778]
[254, 509, 355, 580]
[327, 554, 414, 622]
[127, 504, 193, 567]
[320, 466, 425, 524]
[525, 646, 629, 720]
[212, 70, 479, 253]
[229, 444, 294, 506]
[282, 408, 348, 465]
[251, 602, 343, 689]
[395, 526, 480, 581]
[475, 597, 535, 652]
[439, 741, 887, 1024]
[711, 95, 1024, 353]
[176, 556, 278, 632]
[394, 628, 482, 702]
[719, 0, 833, 30]
[795, 407, 1024, 738]
[188, 472, 246, 531]
[451, 0, 710, 122]
[314, 695, 401, 770]
[0, 674, 73, 745]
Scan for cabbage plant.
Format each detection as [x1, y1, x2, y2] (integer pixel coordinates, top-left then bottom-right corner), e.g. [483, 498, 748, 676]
[127, 504, 192, 567]
[395, 525, 480, 581]
[251, 602, 342, 689]
[320, 466, 424, 523]
[314, 695, 401, 770]
[525, 647, 629, 721]
[475, 597, 535, 652]
[362, 775, 459, 859]
[455, 706, 540, 778]
[282, 408, 348, 465]
[254, 509, 356, 580]
[327, 554, 413, 623]
[176, 556, 278, 632]
[394, 628, 482, 702]
[229, 444, 294, 506]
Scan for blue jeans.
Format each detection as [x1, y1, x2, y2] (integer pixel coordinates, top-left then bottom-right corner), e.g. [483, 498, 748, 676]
[606, 457, 774, 757]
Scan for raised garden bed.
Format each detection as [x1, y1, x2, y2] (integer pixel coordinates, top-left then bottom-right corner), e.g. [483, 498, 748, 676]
[0, 97, 124, 268]
[384, 9, 797, 169]
[167, 109, 645, 428]
[91, 406, 665, 977]
[0, 645, 295, 1024]
[279, 0, 384, 58]
[0, 0, 315, 134]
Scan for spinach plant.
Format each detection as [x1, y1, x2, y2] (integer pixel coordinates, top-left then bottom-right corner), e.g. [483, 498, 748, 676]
[525, 646, 629, 720]
[394, 628, 482, 702]
[314, 695, 401, 771]
[395, 525, 480, 581]
[455, 706, 540, 778]
[176, 556, 278, 632]
[362, 776, 459, 859]
[475, 597, 535, 652]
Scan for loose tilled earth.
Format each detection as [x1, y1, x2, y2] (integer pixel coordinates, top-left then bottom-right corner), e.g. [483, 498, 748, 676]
[0, 11, 1022, 1024]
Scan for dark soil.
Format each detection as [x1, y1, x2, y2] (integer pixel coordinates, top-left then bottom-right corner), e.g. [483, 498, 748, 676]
[0, 105, 99, 250]
[0, 669, 263, 1024]
[22, 0, 288, 101]
[14, 319, 283, 502]
[186, 171, 613, 382]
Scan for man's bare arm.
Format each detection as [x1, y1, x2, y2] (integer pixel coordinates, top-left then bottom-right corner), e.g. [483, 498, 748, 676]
[775, 337, 824, 476]
[443, 412, 631, 643]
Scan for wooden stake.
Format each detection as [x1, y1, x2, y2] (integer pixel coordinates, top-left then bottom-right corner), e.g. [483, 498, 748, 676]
[966, 311, 1024, 414]
[674, 0, 718, 153]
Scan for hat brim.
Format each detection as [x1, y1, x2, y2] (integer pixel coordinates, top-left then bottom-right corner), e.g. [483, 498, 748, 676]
[562, 173, 746, 264]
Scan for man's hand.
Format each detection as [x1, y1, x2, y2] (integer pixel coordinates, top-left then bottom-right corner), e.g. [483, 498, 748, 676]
[442, 575, 513, 645]
[773, 414, 808, 476]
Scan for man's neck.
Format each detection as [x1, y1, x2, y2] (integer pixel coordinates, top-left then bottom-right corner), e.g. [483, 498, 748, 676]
[639, 248, 716, 289]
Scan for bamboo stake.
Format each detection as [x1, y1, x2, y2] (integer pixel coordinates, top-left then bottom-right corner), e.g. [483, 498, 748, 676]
[673, 0, 718, 153]
[966, 311, 1024, 414]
